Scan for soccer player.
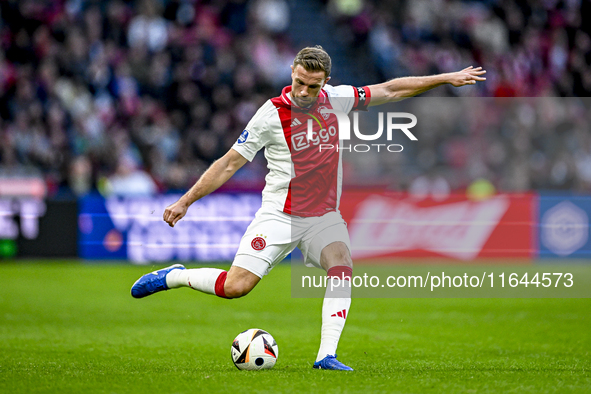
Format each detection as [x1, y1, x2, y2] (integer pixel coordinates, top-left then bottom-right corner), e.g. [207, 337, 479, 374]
[131, 46, 486, 370]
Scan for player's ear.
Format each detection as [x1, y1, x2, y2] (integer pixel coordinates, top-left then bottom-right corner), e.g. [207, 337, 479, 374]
[323, 76, 330, 87]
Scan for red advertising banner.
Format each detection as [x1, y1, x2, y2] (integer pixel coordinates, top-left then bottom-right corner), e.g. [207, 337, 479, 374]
[339, 190, 535, 260]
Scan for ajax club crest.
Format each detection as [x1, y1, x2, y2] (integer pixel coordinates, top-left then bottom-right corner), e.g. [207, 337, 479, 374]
[251, 234, 267, 251]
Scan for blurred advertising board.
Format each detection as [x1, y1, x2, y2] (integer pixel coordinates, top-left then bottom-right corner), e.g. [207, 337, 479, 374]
[0, 197, 77, 258]
[78, 194, 261, 263]
[339, 191, 536, 260]
[78, 192, 537, 263]
[538, 194, 591, 258]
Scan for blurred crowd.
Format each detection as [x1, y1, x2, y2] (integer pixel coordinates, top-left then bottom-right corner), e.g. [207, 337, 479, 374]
[330, 0, 591, 194]
[0, 0, 292, 196]
[0, 0, 590, 197]
[344, 97, 591, 196]
[332, 0, 591, 97]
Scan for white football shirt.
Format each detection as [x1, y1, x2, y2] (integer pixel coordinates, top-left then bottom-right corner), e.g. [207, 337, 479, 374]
[232, 84, 371, 217]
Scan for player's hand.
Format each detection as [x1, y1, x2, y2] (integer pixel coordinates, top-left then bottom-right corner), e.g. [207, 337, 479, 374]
[163, 200, 189, 227]
[448, 66, 486, 87]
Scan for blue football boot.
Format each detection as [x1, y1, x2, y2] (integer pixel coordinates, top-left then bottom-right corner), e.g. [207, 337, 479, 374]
[313, 355, 353, 371]
[131, 264, 185, 298]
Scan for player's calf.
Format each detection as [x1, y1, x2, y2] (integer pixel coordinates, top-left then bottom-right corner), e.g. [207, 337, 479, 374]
[223, 281, 254, 298]
[222, 265, 262, 298]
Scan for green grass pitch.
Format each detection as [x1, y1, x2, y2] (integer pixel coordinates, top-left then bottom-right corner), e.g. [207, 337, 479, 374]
[0, 261, 589, 393]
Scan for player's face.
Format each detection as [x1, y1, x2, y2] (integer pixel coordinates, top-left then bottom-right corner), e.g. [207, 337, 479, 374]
[290, 65, 329, 108]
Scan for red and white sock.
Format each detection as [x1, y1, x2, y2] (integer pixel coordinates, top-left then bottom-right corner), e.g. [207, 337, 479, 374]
[316, 265, 352, 362]
[166, 268, 227, 298]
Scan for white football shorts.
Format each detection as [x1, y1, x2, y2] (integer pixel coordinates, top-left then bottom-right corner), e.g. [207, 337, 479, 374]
[233, 207, 351, 278]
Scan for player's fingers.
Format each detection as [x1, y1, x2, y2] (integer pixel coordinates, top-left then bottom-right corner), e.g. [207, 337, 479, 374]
[167, 212, 176, 223]
[172, 214, 183, 227]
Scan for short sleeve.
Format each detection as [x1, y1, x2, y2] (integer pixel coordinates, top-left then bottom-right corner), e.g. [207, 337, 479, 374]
[324, 85, 372, 114]
[231, 102, 272, 162]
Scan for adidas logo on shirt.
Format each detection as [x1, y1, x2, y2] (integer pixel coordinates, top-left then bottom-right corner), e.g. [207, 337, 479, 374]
[290, 118, 302, 127]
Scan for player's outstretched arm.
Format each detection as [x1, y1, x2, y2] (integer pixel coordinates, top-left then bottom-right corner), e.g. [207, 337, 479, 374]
[367, 66, 486, 106]
[163, 148, 248, 227]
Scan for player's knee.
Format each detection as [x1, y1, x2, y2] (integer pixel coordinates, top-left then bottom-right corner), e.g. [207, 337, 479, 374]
[336, 256, 353, 269]
[224, 281, 253, 299]
[341, 257, 353, 268]
[336, 249, 353, 266]
[332, 253, 352, 268]
[321, 242, 353, 269]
